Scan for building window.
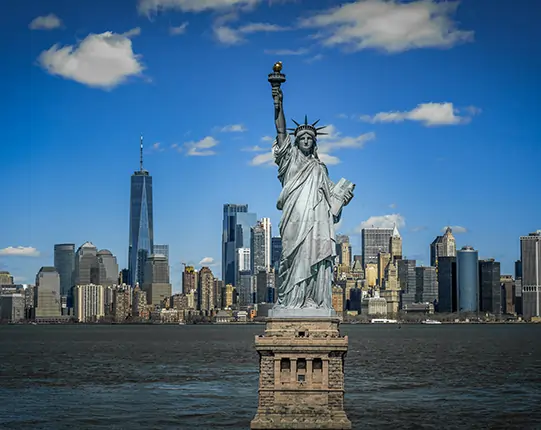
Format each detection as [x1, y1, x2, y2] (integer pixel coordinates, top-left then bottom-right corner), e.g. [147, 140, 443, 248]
[313, 358, 322, 370]
[297, 358, 306, 370]
[280, 358, 290, 371]
[297, 374, 305, 382]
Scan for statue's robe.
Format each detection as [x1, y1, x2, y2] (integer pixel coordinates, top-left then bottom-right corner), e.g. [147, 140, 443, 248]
[273, 134, 341, 310]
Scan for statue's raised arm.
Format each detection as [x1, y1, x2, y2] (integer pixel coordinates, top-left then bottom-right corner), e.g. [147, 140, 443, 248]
[268, 62, 287, 147]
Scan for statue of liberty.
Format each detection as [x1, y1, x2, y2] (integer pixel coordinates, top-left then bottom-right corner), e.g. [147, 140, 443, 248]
[268, 62, 355, 316]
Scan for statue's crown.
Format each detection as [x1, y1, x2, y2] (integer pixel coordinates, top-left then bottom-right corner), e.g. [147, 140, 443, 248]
[288, 115, 327, 138]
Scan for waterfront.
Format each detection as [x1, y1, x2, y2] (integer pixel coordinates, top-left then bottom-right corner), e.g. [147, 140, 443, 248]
[0, 325, 540, 430]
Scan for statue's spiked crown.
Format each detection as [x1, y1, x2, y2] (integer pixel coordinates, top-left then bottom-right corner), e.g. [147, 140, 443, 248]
[288, 115, 328, 138]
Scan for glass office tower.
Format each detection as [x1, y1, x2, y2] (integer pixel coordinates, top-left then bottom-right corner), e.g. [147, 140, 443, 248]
[128, 137, 154, 286]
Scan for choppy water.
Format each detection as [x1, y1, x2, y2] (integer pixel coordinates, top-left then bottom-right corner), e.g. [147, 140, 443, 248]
[0, 324, 540, 430]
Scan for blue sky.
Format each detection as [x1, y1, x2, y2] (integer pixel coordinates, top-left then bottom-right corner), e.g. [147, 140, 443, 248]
[1, 0, 540, 292]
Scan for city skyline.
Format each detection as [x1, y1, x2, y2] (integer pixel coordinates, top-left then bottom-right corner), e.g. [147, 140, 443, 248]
[2, 0, 540, 290]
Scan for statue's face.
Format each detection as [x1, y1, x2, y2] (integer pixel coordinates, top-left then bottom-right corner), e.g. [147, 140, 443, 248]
[297, 133, 315, 155]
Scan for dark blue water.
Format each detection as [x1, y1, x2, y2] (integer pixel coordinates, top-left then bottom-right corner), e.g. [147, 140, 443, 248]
[0, 324, 540, 429]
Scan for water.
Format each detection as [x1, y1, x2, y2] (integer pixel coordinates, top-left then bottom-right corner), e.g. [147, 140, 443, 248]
[0, 324, 540, 429]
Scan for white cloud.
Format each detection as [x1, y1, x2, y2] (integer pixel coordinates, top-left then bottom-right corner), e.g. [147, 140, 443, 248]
[250, 151, 274, 166]
[220, 124, 247, 132]
[138, 0, 260, 14]
[305, 54, 324, 63]
[38, 30, 144, 89]
[122, 27, 142, 37]
[264, 48, 309, 55]
[261, 135, 274, 142]
[0, 246, 41, 257]
[151, 142, 164, 152]
[199, 256, 217, 266]
[358, 214, 405, 231]
[13, 276, 27, 282]
[214, 21, 289, 45]
[250, 125, 375, 166]
[170, 22, 189, 35]
[361, 103, 480, 126]
[441, 225, 467, 234]
[185, 136, 219, 156]
[411, 226, 427, 232]
[242, 145, 266, 152]
[29, 13, 62, 30]
[299, 0, 473, 53]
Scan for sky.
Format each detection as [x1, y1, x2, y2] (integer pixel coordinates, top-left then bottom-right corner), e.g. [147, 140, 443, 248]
[1, 0, 540, 292]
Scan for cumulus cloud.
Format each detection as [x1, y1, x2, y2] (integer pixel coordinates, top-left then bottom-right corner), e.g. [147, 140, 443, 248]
[299, 0, 473, 53]
[29, 13, 62, 30]
[199, 256, 216, 266]
[185, 136, 219, 156]
[361, 102, 480, 126]
[37, 30, 144, 89]
[358, 214, 405, 231]
[250, 125, 375, 166]
[169, 22, 189, 35]
[441, 225, 467, 234]
[138, 0, 260, 14]
[0, 246, 41, 257]
[214, 21, 289, 45]
[220, 124, 247, 132]
[261, 136, 274, 142]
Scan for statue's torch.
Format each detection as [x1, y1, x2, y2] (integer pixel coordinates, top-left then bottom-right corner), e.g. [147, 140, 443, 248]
[268, 61, 286, 109]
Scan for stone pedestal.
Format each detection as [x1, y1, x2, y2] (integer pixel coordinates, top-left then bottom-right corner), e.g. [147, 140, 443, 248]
[250, 318, 352, 430]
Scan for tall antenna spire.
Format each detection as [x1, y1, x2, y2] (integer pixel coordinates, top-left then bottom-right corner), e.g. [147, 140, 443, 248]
[140, 134, 144, 171]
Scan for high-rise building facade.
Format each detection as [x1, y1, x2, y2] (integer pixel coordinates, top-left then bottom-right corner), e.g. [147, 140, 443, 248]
[153, 244, 169, 260]
[437, 256, 457, 313]
[53, 243, 75, 297]
[222, 204, 256, 286]
[415, 266, 438, 304]
[500, 275, 515, 315]
[74, 284, 105, 322]
[479, 259, 501, 315]
[0, 271, 14, 286]
[457, 246, 479, 313]
[389, 225, 402, 261]
[361, 227, 393, 267]
[97, 249, 119, 287]
[520, 231, 541, 319]
[430, 227, 456, 267]
[261, 218, 272, 271]
[398, 259, 417, 306]
[74, 242, 99, 286]
[198, 266, 214, 312]
[237, 248, 251, 272]
[271, 237, 282, 268]
[182, 266, 197, 294]
[128, 137, 154, 287]
[251, 221, 268, 274]
[143, 254, 171, 306]
[35, 267, 61, 318]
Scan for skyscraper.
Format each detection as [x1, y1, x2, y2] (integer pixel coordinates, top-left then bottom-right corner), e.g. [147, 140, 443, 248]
[361, 227, 393, 267]
[271, 237, 282, 268]
[398, 259, 416, 306]
[251, 221, 268, 274]
[222, 204, 256, 286]
[198, 266, 214, 311]
[430, 227, 456, 267]
[437, 256, 457, 313]
[143, 254, 171, 306]
[153, 244, 169, 260]
[457, 246, 479, 313]
[128, 136, 154, 286]
[97, 249, 119, 287]
[520, 230, 541, 319]
[182, 265, 197, 295]
[74, 242, 99, 286]
[479, 259, 501, 315]
[415, 266, 438, 304]
[389, 225, 402, 261]
[35, 267, 61, 318]
[54, 243, 75, 297]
